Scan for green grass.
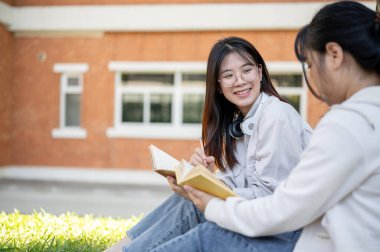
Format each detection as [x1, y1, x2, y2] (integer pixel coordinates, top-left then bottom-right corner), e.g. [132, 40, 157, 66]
[0, 209, 141, 252]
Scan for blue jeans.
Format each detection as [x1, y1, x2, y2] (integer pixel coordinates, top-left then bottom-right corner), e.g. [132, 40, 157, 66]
[123, 194, 206, 251]
[150, 222, 301, 252]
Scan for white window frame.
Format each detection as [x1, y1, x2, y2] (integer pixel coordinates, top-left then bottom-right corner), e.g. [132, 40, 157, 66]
[107, 62, 206, 139]
[107, 61, 307, 140]
[267, 62, 307, 119]
[52, 63, 89, 139]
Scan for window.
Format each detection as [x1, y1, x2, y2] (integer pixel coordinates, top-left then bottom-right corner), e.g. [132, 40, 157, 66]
[107, 62, 206, 139]
[267, 62, 307, 119]
[121, 73, 174, 124]
[107, 62, 306, 139]
[271, 74, 303, 113]
[182, 74, 205, 124]
[52, 63, 88, 139]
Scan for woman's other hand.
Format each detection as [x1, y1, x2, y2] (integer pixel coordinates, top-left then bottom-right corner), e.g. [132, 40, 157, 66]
[167, 176, 191, 200]
[190, 147, 216, 173]
[184, 185, 215, 212]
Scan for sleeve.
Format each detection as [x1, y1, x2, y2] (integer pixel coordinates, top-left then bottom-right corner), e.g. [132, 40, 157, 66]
[235, 105, 305, 199]
[204, 121, 365, 237]
[215, 169, 237, 189]
[216, 171, 260, 199]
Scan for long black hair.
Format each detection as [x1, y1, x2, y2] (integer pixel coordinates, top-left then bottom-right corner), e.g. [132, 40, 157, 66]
[202, 36, 285, 172]
[295, 1, 380, 100]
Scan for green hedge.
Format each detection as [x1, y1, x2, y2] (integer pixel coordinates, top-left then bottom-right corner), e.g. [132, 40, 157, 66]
[0, 209, 141, 252]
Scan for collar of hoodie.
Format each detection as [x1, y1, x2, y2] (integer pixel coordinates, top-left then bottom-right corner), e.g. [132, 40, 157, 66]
[330, 101, 380, 130]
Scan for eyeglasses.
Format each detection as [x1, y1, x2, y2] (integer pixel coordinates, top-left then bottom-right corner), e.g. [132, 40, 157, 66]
[218, 64, 258, 87]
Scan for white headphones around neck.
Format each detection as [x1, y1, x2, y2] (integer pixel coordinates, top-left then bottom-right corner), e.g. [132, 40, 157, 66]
[228, 93, 268, 139]
[228, 116, 255, 138]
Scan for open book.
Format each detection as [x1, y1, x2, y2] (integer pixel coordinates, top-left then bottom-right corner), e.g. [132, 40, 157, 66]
[149, 144, 237, 200]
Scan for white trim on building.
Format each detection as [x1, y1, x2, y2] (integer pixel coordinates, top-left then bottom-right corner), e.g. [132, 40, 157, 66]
[0, 166, 166, 186]
[0, 1, 13, 26]
[52, 63, 89, 139]
[0, 2, 375, 32]
[53, 64, 89, 73]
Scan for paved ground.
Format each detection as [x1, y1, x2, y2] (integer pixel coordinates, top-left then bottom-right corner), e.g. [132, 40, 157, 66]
[0, 167, 172, 218]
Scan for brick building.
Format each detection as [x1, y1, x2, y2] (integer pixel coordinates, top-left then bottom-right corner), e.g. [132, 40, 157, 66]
[0, 0, 374, 173]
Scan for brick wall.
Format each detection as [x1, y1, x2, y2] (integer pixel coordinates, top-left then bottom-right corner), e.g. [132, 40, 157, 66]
[307, 92, 329, 128]
[1, 0, 15, 5]
[0, 24, 13, 166]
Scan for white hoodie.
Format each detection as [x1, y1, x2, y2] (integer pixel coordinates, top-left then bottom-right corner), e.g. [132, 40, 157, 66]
[205, 86, 380, 252]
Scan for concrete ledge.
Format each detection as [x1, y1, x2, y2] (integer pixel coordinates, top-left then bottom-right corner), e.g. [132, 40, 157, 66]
[1, 2, 375, 32]
[0, 166, 167, 186]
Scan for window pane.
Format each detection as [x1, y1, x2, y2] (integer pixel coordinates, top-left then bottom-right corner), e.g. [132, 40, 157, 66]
[283, 95, 300, 112]
[65, 94, 80, 126]
[271, 74, 302, 88]
[182, 73, 206, 87]
[122, 94, 144, 122]
[150, 94, 172, 123]
[67, 77, 80, 87]
[121, 73, 174, 87]
[183, 94, 204, 124]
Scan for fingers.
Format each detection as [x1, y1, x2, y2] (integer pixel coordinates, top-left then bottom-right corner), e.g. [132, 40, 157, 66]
[167, 176, 177, 186]
[184, 186, 201, 208]
[189, 147, 207, 166]
[205, 156, 215, 163]
[184, 185, 203, 198]
[167, 176, 179, 189]
[167, 176, 191, 200]
[167, 176, 181, 191]
[196, 147, 207, 159]
[184, 185, 213, 212]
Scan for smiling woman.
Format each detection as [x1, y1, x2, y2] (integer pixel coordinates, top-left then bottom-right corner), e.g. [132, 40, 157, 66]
[104, 37, 312, 252]
[201, 37, 311, 173]
[217, 53, 262, 116]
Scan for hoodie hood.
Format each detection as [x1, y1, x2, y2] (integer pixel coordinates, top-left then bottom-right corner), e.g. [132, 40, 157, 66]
[330, 86, 380, 130]
[347, 86, 380, 107]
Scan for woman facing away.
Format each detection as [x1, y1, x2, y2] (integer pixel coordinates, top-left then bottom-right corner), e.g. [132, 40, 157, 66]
[105, 36, 312, 252]
[149, 1, 380, 252]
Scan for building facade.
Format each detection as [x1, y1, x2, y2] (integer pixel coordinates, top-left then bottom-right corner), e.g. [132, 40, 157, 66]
[0, 0, 373, 172]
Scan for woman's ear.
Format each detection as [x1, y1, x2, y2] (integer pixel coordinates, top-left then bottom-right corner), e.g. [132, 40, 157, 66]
[325, 42, 344, 70]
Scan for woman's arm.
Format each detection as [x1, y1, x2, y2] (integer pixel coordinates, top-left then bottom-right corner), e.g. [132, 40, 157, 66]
[204, 121, 365, 236]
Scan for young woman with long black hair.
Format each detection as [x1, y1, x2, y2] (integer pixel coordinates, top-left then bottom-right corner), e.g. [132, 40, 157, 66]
[105, 37, 311, 252]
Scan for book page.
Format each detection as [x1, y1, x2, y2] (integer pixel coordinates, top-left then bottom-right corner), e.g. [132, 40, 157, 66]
[149, 145, 180, 177]
[177, 159, 193, 181]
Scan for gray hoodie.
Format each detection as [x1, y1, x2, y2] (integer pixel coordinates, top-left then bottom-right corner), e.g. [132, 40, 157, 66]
[216, 92, 312, 199]
[206, 86, 380, 252]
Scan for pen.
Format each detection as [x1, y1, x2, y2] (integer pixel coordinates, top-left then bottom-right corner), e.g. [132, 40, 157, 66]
[199, 137, 207, 167]
[199, 137, 204, 152]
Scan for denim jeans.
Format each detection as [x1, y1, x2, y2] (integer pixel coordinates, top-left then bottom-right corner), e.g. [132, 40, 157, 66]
[123, 194, 206, 252]
[150, 222, 301, 252]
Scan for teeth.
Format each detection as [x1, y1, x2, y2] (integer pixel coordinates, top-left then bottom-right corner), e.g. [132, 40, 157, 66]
[235, 89, 250, 95]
